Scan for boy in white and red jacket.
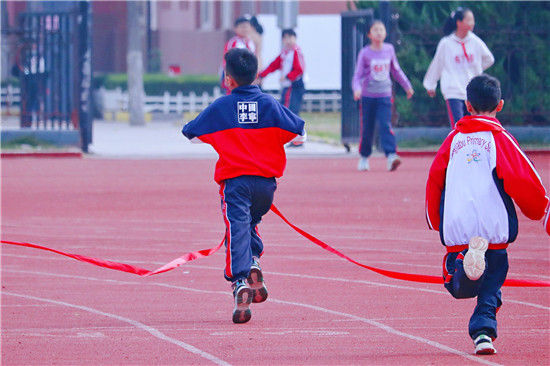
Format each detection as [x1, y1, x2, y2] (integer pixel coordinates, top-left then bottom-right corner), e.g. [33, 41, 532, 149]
[259, 29, 305, 125]
[426, 74, 549, 355]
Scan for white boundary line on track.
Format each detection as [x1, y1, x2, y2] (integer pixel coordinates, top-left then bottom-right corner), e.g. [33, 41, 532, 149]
[4, 270, 502, 366]
[3, 253, 549, 310]
[2, 290, 231, 366]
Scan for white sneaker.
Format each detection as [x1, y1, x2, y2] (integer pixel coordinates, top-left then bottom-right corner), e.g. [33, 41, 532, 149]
[387, 153, 401, 171]
[463, 237, 489, 280]
[474, 334, 497, 355]
[357, 157, 369, 171]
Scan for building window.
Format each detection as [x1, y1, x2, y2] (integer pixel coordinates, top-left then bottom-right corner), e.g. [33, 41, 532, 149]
[199, 1, 213, 30]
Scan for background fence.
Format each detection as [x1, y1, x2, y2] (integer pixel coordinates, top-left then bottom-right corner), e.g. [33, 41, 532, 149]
[3, 86, 341, 117]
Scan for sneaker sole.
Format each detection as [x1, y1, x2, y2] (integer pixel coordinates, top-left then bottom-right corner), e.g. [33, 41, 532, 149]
[232, 287, 253, 324]
[475, 345, 496, 355]
[389, 158, 401, 171]
[248, 267, 268, 303]
[464, 237, 489, 281]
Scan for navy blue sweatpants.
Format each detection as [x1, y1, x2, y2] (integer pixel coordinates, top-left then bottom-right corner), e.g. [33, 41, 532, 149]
[219, 175, 277, 282]
[443, 249, 509, 340]
[445, 98, 469, 128]
[359, 96, 397, 158]
[281, 78, 305, 116]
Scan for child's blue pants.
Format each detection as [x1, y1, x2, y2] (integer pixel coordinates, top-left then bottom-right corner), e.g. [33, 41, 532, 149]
[443, 249, 508, 340]
[281, 78, 305, 116]
[360, 97, 396, 158]
[219, 175, 277, 282]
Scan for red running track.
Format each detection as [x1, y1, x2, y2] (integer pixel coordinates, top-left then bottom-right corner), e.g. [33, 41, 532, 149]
[2, 155, 549, 365]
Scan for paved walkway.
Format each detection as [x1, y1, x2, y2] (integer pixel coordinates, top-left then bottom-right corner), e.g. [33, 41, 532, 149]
[88, 120, 348, 158]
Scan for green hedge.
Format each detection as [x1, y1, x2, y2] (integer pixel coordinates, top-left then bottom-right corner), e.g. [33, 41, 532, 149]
[353, 1, 550, 126]
[93, 73, 220, 95]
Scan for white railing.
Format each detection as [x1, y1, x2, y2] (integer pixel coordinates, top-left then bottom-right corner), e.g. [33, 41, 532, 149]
[2, 86, 342, 115]
[98, 87, 341, 114]
[0, 85, 21, 115]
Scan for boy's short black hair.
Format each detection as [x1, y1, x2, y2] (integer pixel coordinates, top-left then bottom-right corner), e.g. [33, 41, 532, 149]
[282, 29, 296, 38]
[224, 48, 258, 86]
[234, 15, 251, 27]
[466, 74, 502, 112]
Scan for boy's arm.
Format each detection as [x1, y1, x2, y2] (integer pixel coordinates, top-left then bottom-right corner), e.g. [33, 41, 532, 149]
[425, 132, 456, 230]
[494, 131, 549, 220]
[423, 40, 445, 91]
[389, 45, 413, 93]
[259, 55, 282, 78]
[275, 101, 306, 144]
[285, 49, 305, 81]
[182, 106, 214, 143]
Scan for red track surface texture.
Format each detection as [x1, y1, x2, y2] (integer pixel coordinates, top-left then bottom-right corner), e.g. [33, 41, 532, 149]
[2, 155, 549, 365]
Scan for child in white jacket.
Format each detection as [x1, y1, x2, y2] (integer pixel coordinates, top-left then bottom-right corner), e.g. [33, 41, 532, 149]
[423, 7, 494, 128]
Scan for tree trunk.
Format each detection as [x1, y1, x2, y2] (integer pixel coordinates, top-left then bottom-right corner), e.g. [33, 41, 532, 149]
[127, 1, 145, 126]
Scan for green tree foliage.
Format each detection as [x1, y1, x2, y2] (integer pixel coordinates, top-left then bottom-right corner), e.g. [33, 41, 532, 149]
[352, 1, 550, 126]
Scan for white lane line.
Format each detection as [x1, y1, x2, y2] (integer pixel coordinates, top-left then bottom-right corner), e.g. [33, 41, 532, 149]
[4, 254, 549, 310]
[2, 291, 230, 366]
[4, 270, 500, 365]
[267, 298, 502, 366]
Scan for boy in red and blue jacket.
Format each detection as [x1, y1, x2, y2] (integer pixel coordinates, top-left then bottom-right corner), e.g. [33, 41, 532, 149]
[426, 74, 549, 355]
[182, 48, 306, 324]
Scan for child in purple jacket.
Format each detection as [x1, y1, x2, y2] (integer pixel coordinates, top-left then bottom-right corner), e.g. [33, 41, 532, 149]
[352, 20, 414, 172]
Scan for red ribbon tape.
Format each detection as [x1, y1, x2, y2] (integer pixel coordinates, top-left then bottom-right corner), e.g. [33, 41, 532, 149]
[1, 239, 224, 277]
[1, 204, 549, 287]
[268, 204, 550, 288]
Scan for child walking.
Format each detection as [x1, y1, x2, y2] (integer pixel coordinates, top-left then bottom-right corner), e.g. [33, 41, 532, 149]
[182, 48, 306, 324]
[423, 7, 494, 128]
[426, 74, 549, 354]
[258, 29, 306, 117]
[352, 20, 414, 172]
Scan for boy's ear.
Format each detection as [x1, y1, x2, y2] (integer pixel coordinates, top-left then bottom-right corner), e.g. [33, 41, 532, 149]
[225, 73, 237, 89]
[495, 99, 504, 112]
[465, 100, 476, 114]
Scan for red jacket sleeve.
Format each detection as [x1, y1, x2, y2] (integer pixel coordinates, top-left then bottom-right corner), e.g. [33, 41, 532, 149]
[425, 131, 456, 231]
[286, 49, 304, 81]
[259, 56, 282, 78]
[494, 131, 549, 220]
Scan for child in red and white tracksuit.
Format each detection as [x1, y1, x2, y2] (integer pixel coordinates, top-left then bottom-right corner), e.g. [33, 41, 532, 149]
[426, 74, 549, 355]
[259, 29, 305, 120]
[221, 16, 256, 94]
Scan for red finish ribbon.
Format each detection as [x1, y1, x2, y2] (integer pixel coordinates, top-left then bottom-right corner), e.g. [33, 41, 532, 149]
[2, 205, 549, 287]
[1, 239, 224, 277]
[269, 205, 550, 288]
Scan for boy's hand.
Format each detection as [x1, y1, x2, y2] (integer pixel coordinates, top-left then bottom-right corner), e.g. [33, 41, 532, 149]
[427, 89, 436, 98]
[406, 88, 414, 99]
[353, 90, 362, 101]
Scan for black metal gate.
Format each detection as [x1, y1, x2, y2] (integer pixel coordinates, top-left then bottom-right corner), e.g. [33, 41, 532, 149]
[340, 9, 373, 148]
[18, 4, 92, 152]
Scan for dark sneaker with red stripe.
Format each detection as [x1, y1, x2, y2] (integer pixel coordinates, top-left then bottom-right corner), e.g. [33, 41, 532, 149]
[231, 279, 253, 324]
[474, 334, 496, 355]
[247, 258, 268, 303]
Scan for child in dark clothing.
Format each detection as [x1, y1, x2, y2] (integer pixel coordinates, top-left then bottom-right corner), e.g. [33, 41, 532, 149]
[182, 48, 306, 323]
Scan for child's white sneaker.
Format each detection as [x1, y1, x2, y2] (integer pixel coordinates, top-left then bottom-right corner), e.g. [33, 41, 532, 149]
[463, 236, 489, 280]
[474, 334, 496, 355]
[357, 157, 369, 171]
[387, 153, 401, 171]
